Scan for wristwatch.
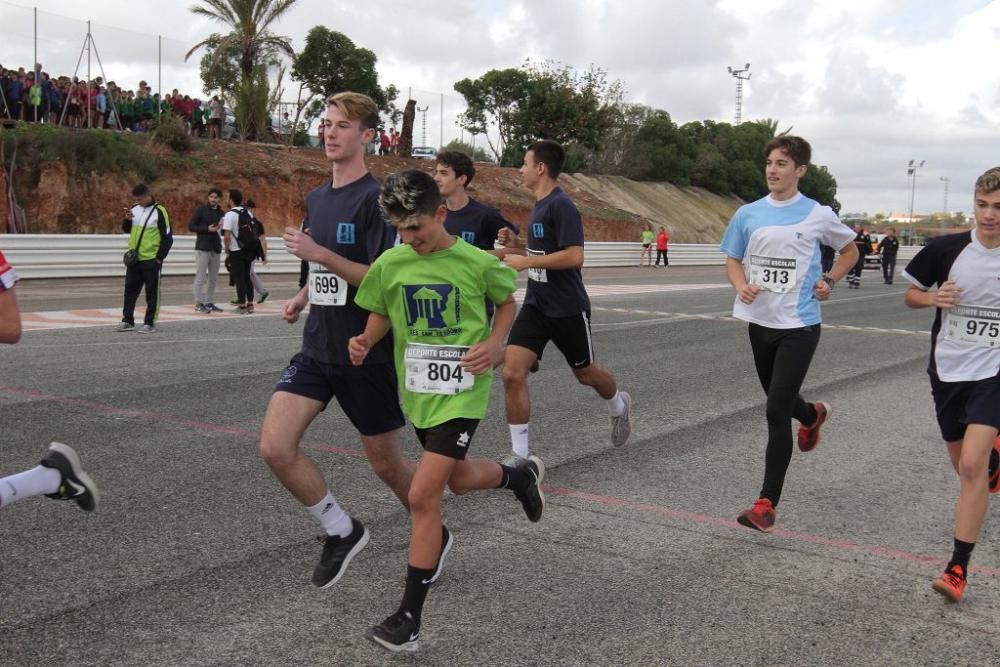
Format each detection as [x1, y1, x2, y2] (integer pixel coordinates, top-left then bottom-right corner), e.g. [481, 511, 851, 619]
[820, 274, 836, 290]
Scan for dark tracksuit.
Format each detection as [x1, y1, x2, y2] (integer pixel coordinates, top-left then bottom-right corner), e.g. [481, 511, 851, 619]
[847, 232, 871, 286]
[879, 236, 899, 284]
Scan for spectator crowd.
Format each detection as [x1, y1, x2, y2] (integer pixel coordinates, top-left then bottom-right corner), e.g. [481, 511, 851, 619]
[1, 63, 226, 137]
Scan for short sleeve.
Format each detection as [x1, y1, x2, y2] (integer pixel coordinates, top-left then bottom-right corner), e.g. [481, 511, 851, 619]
[354, 256, 388, 316]
[484, 208, 515, 243]
[818, 209, 855, 249]
[364, 192, 393, 264]
[903, 243, 941, 290]
[483, 256, 517, 306]
[720, 209, 746, 259]
[554, 197, 585, 248]
[0, 250, 17, 292]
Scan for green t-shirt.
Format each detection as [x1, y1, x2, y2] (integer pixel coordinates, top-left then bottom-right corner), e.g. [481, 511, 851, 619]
[354, 238, 517, 428]
[641, 230, 654, 244]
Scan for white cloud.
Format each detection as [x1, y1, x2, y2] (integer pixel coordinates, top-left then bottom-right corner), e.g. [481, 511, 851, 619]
[1, 0, 997, 213]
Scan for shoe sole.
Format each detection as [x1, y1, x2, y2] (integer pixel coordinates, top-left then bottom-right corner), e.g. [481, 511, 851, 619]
[799, 401, 832, 452]
[48, 442, 100, 511]
[365, 632, 418, 653]
[316, 526, 370, 590]
[428, 529, 453, 584]
[931, 578, 962, 602]
[612, 392, 633, 447]
[736, 513, 773, 533]
[528, 455, 546, 522]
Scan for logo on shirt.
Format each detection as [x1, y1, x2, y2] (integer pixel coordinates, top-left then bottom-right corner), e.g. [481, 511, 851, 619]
[461, 231, 476, 244]
[532, 223, 544, 238]
[402, 284, 461, 335]
[336, 222, 356, 245]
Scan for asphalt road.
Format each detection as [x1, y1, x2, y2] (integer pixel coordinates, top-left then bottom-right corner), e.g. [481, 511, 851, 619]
[2, 265, 998, 666]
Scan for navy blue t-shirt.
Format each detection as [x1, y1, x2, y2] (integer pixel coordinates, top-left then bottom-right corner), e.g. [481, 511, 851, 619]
[444, 198, 518, 251]
[524, 187, 590, 317]
[300, 173, 395, 366]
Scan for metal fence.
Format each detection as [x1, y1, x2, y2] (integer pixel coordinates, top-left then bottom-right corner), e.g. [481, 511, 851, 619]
[0, 235, 922, 280]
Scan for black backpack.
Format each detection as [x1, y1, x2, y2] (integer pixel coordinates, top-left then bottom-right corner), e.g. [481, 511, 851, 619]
[234, 208, 260, 253]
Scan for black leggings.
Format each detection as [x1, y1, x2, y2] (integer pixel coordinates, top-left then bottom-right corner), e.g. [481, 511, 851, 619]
[747, 323, 821, 506]
[229, 251, 254, 305]
[655, 249, 668, 266]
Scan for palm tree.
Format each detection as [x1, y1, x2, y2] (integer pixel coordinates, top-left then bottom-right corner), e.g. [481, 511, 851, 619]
[185, 0, 298, 80]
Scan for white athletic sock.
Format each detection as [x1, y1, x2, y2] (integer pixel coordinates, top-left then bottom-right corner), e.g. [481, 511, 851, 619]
[607, 391, 626, 417]
[307, 491, 352, 537]
[509, 424, 530, 459]
[0, 465, 61, 508]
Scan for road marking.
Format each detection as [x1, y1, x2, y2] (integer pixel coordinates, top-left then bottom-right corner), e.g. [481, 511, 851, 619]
[1, 383, 988, 576]
[590, 306, 930, 337]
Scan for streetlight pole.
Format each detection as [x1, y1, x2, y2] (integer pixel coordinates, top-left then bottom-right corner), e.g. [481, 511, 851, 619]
[907, 159, 925, 244]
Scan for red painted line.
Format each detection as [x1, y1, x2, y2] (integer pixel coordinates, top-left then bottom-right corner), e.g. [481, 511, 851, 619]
[2, 383, 993, 577]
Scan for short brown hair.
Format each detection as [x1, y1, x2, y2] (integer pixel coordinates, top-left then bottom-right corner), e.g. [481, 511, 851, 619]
[975, 167, 1000, 194]
[326, 91, 379, 131]
[763, 135, 811, 167]
[436, 151, 475, 187]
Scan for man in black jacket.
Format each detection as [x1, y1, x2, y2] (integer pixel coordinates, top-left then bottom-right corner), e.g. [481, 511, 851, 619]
[189, 187, 224, 312]
[879, 227, 900, 284]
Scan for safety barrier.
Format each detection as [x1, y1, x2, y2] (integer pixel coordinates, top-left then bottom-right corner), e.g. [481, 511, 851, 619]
[0, 235, 922, 279]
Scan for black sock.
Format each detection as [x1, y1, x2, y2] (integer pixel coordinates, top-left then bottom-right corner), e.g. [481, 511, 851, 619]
[398, 564, 435, 626]
[497, 464, 529, 493]
[948, 538, 975, 574]
[990, 448, 999, 477]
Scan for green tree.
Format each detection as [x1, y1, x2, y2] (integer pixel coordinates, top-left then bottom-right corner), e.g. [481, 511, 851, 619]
[186, 0, 298, 140]
[440, 139, 493, 163]
[454, 67, 532, 164]
[800, 164, 841, 212]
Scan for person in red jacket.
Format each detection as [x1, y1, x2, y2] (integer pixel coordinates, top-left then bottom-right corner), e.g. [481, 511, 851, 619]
[655, 226, 670, 267]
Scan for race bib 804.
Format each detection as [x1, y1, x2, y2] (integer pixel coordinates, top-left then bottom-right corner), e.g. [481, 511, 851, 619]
[404, 343, 474, 395]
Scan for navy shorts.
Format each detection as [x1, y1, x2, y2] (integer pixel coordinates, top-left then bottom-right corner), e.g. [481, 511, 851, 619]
[929, 374, 1000, 442]
[414, 418, 479, 460]
[274, 352, 405, 436]
[507, 304, 595, 369]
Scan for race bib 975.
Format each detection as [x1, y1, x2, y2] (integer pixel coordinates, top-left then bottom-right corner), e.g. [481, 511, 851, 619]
[944, 305, 1000, 349]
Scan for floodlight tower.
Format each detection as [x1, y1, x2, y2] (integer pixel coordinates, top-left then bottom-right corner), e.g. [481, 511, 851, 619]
[727, 63, 751, 125]
[940, 176, 950, 214]
[416, 105, 429, 146]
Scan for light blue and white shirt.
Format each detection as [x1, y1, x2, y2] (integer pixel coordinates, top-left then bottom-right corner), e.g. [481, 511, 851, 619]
[720, 193, 855, 329]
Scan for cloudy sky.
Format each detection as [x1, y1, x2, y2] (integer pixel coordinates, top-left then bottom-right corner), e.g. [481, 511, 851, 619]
[2, 0, 998, 215]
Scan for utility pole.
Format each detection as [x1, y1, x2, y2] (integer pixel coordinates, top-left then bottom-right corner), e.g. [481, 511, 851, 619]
[907, 159, 925, 243]
[416, 104, 429, 146]
[727, 63, 751, 125]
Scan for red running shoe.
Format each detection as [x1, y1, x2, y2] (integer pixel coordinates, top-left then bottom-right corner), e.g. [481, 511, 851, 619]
[737, 498, 775, 533]
[798, 401, 832, 452]
[989, 437, 1000, 494]
[932, 564, 967, 602]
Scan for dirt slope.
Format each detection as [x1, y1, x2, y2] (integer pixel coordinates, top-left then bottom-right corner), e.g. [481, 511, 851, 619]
[4, 138, 741, 242]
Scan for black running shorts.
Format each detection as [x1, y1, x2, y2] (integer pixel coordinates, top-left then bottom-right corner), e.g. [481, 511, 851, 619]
[929, 374, 1000, 443]
[274, 352, 405, 436]
[413, 418, 480, 460]
[507, 304, 595, 369]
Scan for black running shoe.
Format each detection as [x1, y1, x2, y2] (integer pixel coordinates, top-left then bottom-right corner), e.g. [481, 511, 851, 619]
[257, 291, 269, 304]
[312, 518, 369, 588]
[40, 442, 100, 511]
[514, 455, 545, 522]
[428, 525, 453, 584]
[366, 611, 419, 653]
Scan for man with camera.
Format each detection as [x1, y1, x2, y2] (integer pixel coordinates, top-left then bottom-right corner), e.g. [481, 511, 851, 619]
[188, 187, 225, 313]
[117, 183, 173, 334]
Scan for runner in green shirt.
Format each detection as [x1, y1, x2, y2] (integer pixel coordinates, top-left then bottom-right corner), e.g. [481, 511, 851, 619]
[350, 169, 544, 653]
